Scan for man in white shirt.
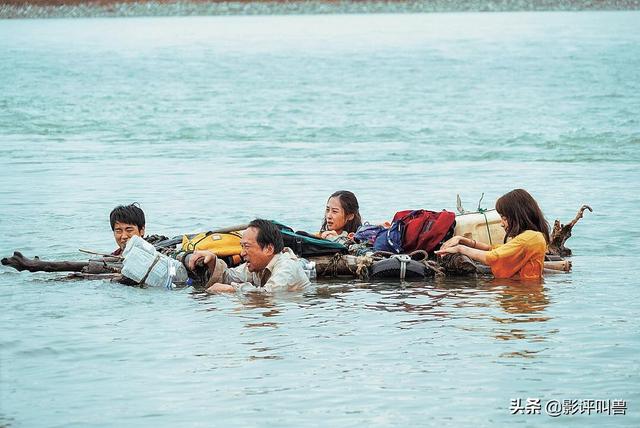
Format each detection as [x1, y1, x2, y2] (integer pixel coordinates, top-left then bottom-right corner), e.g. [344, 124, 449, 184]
[188, 219, 310, 293]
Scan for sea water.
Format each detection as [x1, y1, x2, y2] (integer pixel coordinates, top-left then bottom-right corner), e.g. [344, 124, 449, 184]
[1, 11, 639, 427]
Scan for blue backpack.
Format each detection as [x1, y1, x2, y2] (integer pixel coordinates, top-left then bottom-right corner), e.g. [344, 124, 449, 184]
[373, 221, 404, 253]
[354, 223, 386, 245]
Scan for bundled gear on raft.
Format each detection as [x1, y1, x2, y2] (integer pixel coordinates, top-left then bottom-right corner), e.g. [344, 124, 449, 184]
[370, 209, 456, 254]
[354, 207, 503, 280]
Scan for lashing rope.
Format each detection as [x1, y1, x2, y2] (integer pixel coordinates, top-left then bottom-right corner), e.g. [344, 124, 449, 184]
[477, 192, 494, 246]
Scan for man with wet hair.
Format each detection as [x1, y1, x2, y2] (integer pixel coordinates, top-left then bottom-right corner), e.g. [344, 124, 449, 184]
[110, 203, 146, 256]
[188, 218, 310, 293]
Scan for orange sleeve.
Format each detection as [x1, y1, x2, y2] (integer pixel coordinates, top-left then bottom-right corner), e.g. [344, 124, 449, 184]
[485, 233, 541, 279]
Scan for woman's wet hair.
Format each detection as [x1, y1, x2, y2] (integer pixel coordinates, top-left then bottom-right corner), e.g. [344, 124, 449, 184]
[248, 219, 284, 253]
[321, 190, 362, 234]
[495, 189, 550, 244]
[110, 203, 145, 231]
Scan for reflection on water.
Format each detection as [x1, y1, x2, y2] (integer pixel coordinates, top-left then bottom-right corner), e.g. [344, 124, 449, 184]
[203, 277, 555, 339]
[236, 291, 279, 313]
[488, 280, 555, 346]
[212, 277, 557, 353]
[362, 284, 454, 325]
[380, 278, 554, 359]
[492, 279, 550, 317]
[495, 284, 551, 345]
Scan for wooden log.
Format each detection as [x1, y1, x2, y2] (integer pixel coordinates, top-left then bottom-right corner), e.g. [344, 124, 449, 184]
[1, 252, 122, 274]
[438, 253, 478, 275]
[548, 205, 592, 256]
[1, 251, 89, 273]
[309, 254, 362, 278]
[437, 254, 571, 276]
[544, 260, 572, 272]
[470, 261, 570, 275]
[84, 258, 123, 274]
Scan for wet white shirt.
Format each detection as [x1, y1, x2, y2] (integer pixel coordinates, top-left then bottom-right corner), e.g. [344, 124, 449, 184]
[206, 248, 310, 292]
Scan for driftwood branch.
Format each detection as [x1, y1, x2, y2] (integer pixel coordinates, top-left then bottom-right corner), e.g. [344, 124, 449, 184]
[548, 205, 592, 256]
[438, 253, 479, 275]
[2, 251, 89, 272]
[1, 251, 122, 274]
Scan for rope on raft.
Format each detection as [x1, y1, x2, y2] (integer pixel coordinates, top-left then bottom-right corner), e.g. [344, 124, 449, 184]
[320, 252, 375, 281]
[355, 254, 373, 280]
[321, 252, 344, 278]
[424, 259, 446, 278]
[476, 193, 494, 246]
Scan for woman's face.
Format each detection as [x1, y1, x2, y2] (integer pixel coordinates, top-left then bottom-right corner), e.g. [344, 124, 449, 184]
[325, 196, 353, 233]
[499, 213, 509, 231]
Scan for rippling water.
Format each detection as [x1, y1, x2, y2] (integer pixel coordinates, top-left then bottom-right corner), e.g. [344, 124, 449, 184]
[1, 12, 639, 427]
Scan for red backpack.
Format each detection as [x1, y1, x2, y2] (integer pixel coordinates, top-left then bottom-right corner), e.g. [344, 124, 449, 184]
[392, 209, 456, 253]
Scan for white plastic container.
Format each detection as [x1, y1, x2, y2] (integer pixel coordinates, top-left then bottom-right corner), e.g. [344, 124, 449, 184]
[122, 234, 157, 257]
[299, 258, 317, 280]
[121, 236, 188, 288]
[453, 210, 506, 247]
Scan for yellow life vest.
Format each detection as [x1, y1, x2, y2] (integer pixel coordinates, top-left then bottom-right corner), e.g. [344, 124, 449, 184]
[181, 231, 243, 256]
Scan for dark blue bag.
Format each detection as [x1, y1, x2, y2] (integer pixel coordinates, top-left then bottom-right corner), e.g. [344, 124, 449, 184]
[373, 221, 404, 253]
[354, 223, 386, 245]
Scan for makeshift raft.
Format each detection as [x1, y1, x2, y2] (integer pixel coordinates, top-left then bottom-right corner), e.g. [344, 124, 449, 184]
[1, 205, 590, 288]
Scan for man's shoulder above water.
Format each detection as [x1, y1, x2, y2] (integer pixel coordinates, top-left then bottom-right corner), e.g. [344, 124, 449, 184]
[240, 248, 310, 292]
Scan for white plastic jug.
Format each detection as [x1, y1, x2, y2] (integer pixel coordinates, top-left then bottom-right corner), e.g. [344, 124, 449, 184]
[121, 236, 188, 288]
[453, 210, 506, 246]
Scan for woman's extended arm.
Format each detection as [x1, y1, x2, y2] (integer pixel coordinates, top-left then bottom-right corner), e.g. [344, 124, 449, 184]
[435, 243, 489, 265]
[440, 235, 492, 252]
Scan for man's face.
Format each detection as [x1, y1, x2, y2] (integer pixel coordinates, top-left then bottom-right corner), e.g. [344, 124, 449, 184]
[113, 221, 144, 249]
[240, 227, 275, 272]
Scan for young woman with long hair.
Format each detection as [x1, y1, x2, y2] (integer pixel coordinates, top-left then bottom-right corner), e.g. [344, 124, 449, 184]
[436, 189, 550, 280]
[319, 190, 362, 242]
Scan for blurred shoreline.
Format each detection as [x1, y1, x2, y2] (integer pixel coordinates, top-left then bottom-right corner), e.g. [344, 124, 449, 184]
[2, 0, 639, 19]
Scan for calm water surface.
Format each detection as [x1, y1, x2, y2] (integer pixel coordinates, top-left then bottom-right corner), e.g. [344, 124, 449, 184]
[1, 12, 639, 427]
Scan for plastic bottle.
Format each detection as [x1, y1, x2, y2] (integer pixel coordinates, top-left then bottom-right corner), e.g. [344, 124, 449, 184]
[121, 236, 187, 288]
[300, 258, 316, 280]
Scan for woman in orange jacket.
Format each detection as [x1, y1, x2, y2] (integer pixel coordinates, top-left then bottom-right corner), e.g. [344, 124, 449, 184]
[436, 189, 550, 280]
